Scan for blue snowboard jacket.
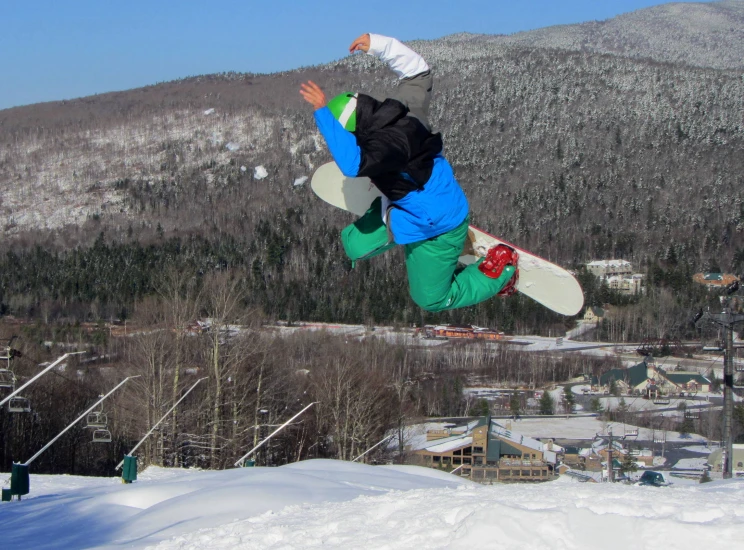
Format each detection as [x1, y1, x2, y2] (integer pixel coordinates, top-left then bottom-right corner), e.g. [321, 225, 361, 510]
[312, 34, 468, 246]
[314, 108, 468, 245]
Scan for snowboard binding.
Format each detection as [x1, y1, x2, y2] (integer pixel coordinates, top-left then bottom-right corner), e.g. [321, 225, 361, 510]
[479, 244, 519, 296]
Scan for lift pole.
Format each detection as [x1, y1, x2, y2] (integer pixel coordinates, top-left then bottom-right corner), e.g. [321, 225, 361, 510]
[352, 434, 394, 463]
[0, 352, 85, 409]
[234, 402, 317, 467]
[24, 375, 140, 467]
[697, 283, 744, 479]
[116, 377, 207, 470]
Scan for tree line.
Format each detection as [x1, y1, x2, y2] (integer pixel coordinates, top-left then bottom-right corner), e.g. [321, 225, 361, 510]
[1, 268, 659, 477]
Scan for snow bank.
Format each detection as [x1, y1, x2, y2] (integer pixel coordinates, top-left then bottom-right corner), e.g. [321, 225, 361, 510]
[2, 460, 742, 549]
[0, 460, 465, 550]
[152, 477, 744, 550]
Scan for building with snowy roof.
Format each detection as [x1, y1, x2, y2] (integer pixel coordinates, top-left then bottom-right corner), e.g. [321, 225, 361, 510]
[586, 260, 632, 278]
[593, 360, 710, 396]
[707, 444, 744, 474]
[410, 417, 561, 483]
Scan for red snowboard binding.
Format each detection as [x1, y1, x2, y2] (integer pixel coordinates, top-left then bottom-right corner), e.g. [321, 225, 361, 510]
[478, 244, 519, 297]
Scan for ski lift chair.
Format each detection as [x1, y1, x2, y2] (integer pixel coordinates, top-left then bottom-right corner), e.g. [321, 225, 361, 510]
[92, 428, 112, 443]
[0, 369, 16, 389]
[85, 411, 108, 429]
[7, 396, 31, 413]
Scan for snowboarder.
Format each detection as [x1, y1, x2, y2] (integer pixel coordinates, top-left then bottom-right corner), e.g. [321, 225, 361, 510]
[300, 33, 518, 312]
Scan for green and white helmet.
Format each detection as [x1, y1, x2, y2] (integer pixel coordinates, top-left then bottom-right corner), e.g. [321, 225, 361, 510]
[327, 92, 358, 132]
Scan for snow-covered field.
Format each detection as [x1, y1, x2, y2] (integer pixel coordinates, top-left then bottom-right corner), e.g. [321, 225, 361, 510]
[2, 459, 743, 550]
[492, 416, 706, 443]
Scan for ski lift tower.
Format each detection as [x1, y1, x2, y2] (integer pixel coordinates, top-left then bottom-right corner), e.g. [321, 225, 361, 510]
[695, 280, 744, 479]
[596, 425, 637, 483]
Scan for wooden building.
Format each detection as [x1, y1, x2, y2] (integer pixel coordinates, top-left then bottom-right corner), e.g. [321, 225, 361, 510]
[412, 417, 559, 483]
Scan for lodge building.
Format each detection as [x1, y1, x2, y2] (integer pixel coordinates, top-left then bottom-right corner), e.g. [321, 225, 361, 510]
[411, 417, 559, 483]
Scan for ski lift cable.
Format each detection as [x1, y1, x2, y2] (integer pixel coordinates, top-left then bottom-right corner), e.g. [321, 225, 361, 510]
[47, 367, 146, 418]
[23, 375, 141, 467]
[0, 352, 85, 409]
[115, 377, 207, 470]
[234, 402, 318, 467]
[14, 348, 152, 419]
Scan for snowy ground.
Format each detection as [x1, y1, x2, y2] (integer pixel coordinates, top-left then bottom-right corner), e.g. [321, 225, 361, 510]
[493, 416, 706, 443]
[1, 460, 742, 549]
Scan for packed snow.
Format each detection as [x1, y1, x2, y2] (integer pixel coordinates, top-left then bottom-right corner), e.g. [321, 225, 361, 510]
[493, 416, 707, 443]
[2, 459, 743, 549]
[253, 165, 268, 180]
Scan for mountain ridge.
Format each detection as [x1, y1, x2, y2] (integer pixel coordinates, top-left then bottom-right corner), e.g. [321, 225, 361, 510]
[0, 1, 741, 274]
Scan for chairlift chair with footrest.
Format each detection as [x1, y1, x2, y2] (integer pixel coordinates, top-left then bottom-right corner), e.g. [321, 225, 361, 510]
[7, 396, 31, 413]
[92, 428, 112, 443]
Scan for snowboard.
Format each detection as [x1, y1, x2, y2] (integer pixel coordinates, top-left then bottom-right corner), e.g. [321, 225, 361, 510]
[311, 162, 584, 316]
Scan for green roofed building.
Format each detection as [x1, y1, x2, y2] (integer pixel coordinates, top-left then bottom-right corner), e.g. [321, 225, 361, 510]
[592, 361, 656, 394]
[658, 368, 711, 393]
[593, 360, 711, 396]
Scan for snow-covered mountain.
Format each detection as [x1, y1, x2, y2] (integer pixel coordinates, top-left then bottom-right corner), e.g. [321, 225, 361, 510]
[416, 0, 744, 71]
[0, 1, 741, 270]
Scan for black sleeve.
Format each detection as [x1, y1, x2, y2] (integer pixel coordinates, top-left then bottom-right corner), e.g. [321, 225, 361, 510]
[356, 128, 411, 178]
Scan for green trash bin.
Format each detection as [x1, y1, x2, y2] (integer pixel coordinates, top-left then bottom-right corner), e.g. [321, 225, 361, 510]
[122, 455, 137, 483]
[10, 463, 30, 496]
[242, 460, 255, 467]
[2, 488, 12, 502]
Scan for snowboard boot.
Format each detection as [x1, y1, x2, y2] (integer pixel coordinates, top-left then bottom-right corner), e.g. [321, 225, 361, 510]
[478, 244, 519, 296]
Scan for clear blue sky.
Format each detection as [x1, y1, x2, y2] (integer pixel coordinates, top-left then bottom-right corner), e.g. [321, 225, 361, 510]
[1, 0, 717, 110]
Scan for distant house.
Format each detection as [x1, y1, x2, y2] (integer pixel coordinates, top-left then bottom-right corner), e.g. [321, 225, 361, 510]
[606, 274, 644, 295]
[586, 260, 643, 295]
[583, 306, 605, 324]
[562, 446, 583, 468]
[593, 361, 656, 394]
[421, 324, 504, 341]
[593, 360, 710, 396]
[410, 417, 561, 483]
[587, 260, 633, 278]
[692, 273, 739, 289]
[707, 444, 744, 473]
[658, 368, 711, 394]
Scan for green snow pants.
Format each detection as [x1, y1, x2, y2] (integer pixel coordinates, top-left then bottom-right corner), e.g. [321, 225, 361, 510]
[341, 198, 516, 312]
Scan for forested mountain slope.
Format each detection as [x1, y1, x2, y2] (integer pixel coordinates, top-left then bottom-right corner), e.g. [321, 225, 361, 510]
[0, 1, 741, 324]
[434, 0, 744, 71]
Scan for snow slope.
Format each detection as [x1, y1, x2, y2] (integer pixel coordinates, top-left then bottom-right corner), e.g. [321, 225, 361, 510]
[1, 459, 743, 550]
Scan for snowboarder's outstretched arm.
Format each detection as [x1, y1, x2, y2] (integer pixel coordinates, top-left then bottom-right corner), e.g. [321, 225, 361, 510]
[353, 33, 434, 129]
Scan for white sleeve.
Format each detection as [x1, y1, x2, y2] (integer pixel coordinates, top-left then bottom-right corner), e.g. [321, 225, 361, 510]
[366, 33, 429, 79]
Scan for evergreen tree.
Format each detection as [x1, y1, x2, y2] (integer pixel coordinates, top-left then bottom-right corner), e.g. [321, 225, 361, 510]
[563, 385, 576, 413]
[539, 391, 555, 416]
[619, 448, 638, 478]
[509, 393, 522, 418]
[590, 397, 604, 413]
[473, 398, 490, 418]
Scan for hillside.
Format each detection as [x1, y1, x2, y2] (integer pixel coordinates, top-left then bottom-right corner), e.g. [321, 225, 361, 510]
[432, 0, 744, 71]
[0, 1, 741, 323]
